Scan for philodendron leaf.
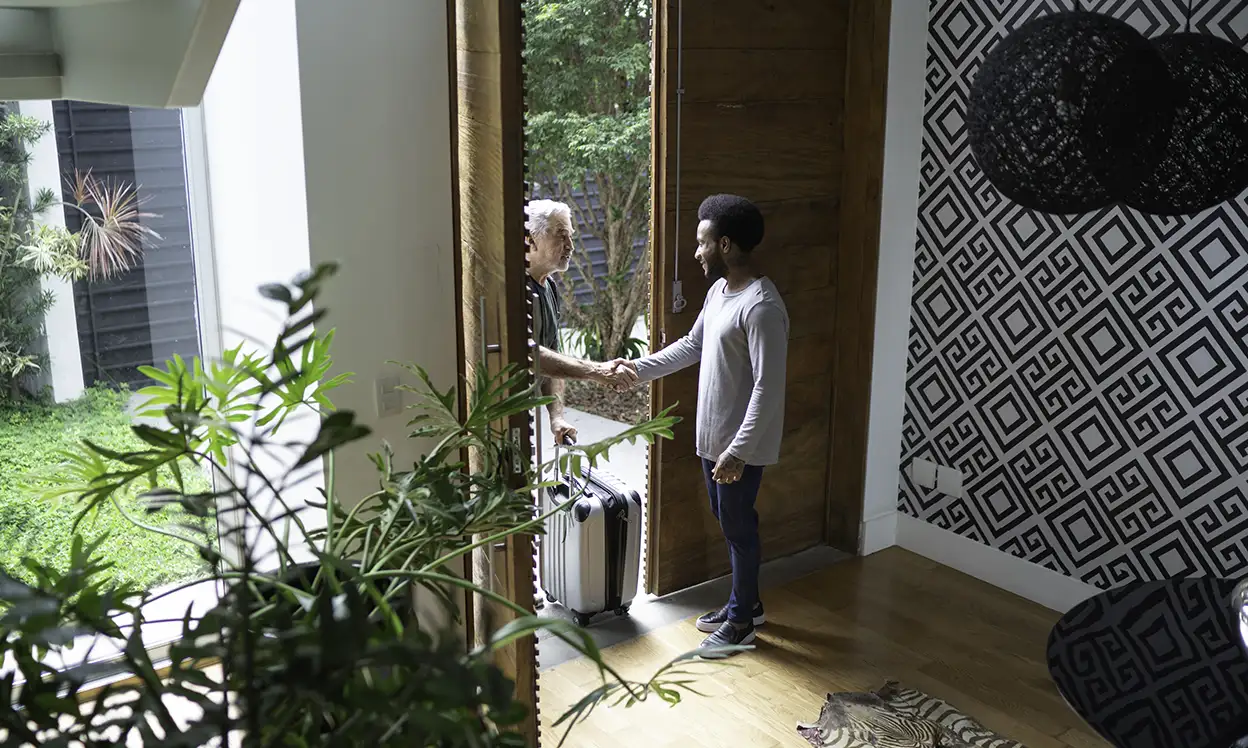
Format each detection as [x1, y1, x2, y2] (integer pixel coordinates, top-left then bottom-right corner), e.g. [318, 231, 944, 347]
[258, 283, 293, 304]
[296, 411, 372, 467]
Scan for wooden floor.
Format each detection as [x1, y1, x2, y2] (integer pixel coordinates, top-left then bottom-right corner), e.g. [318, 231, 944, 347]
[537, 547, 1109, 748]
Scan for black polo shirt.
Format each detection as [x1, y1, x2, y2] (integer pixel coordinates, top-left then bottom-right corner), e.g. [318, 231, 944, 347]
[528, 275, 563, 353]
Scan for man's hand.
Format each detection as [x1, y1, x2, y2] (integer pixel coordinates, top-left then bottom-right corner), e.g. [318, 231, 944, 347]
[712, 450, 746, 485]
[595, 359, 638, 391]
[550, 417, 578, 447]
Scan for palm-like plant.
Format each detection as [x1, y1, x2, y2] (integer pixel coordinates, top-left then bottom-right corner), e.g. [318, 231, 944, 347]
[1, 264, 736, 746]
[61, 168, 161, 282]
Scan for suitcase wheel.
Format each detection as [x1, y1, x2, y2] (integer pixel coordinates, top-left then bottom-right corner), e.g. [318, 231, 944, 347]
[614, 605, 630, 617]
[573, 612, 593, 627]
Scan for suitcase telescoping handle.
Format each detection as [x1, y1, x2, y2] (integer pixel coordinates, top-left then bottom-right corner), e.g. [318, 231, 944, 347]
[552, 433, 581, 545]
[553, 433, 575, 481]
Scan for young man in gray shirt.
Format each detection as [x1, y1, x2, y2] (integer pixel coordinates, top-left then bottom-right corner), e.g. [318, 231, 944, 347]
[623, 194, 789, 654]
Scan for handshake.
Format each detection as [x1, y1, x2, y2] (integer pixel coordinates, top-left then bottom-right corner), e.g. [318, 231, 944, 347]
[593, 358, 639, 391]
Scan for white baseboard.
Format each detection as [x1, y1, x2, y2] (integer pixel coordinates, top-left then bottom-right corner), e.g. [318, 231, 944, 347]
[860, 510, 898, 556]
[895, 513, 1101, 613]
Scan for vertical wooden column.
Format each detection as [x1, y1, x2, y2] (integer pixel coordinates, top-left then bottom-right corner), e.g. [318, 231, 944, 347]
[826, 0, 891, 551]
[455, 0, 537, 742]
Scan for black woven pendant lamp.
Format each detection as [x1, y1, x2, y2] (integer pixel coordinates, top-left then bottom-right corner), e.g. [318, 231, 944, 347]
[967, 7, 1177, 215]
[1124, 5, 1248, 217]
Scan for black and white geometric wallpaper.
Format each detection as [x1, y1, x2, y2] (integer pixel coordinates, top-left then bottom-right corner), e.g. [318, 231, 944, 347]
[902, 0, 1248, 589]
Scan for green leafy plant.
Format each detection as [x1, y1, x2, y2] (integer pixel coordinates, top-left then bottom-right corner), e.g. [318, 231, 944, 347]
[0, 264, 737, 746]
[0, 104, 159, 404]
[0, 386, 212, 589]
[569, 322, 648, 363]
[525, 0, 652, 362]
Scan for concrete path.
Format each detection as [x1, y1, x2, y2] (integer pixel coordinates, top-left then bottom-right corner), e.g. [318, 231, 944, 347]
[561, 408, 648, 490]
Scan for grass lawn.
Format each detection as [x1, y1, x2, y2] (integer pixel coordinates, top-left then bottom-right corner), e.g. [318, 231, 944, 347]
[0, 387, 213, 591]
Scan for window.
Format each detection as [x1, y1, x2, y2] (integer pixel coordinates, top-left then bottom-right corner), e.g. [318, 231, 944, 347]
[0, 100, 223, 681]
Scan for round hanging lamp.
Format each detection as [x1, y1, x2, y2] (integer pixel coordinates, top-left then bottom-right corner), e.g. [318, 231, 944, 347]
[967, 10, 1177, 215]
[1124, 32, 1248, 216]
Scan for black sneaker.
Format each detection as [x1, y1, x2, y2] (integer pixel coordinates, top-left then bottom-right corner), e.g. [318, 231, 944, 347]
[695, 602, 765, 633]
[698, 620, 756, 658]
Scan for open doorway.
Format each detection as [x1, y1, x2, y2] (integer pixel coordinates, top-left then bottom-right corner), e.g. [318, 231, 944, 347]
[525, 0, 654, 429]
[522, 0, 656, 659]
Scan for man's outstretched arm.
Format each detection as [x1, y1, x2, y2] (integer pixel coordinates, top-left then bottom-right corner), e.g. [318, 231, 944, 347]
[534, 345, 637, 445]
[537, 345, 603, 381]
[629, 308, 706, 384]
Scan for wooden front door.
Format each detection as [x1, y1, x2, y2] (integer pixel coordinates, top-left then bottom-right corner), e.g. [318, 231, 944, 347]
[647, 0, 890, 595]
[454, 0, 538, 742]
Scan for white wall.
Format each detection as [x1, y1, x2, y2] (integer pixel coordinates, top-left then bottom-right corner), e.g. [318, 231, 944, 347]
[294, 0, 459, 504]
[193, 0, 461, 625]
[292, 0, 460, 634]
[201, 0, 311, 353]
[859, 1, 929, 555]
[19, 99, 84, 404]
[200, 0, 319, 566]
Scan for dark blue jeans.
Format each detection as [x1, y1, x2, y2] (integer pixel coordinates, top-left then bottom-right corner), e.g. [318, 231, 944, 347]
[701, 458, 764, 624]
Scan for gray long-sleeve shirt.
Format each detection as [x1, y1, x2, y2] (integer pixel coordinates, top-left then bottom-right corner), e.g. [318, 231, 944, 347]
[634, 277, 789, 466]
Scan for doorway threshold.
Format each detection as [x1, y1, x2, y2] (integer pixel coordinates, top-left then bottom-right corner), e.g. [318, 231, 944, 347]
[536, 544, 850, 670]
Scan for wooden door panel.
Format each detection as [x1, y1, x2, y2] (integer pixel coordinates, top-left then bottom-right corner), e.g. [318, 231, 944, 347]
[649, 0, 849, 595]
[665, 1, 848, 51]
[454, 0, 536, 742]
[649, 0, 888, 596]
[671, 49, 846, 103]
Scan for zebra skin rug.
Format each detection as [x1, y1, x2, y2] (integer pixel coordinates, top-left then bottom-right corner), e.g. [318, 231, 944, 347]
[797, 681, 1026, 748]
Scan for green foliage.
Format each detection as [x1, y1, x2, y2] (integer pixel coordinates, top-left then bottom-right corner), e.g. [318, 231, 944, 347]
[0, 106, 63, 400]
[0, 386, 211, 591]
[0, 104, 156, 405]
[0, 264, 732, 746]
[525, 0, 653, 361]
[570, 322, 648, 362]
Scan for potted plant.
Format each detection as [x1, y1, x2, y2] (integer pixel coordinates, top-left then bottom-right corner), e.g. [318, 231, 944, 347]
[0, 263, 735, 746]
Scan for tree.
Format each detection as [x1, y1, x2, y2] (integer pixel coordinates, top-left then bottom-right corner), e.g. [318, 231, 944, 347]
[525, 0, 652, 361]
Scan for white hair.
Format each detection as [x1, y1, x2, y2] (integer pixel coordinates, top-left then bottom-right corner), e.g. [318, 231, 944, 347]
[524, 199, 572, 237]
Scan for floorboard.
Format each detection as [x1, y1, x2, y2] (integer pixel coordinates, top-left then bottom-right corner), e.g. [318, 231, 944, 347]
[537, 547, 1110, 748]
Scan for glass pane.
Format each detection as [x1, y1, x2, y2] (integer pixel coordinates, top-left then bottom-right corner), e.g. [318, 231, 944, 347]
[0, 102, 215, 605]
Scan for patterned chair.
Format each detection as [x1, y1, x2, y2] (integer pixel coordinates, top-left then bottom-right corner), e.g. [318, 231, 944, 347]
[1047, 577, 1248, 748]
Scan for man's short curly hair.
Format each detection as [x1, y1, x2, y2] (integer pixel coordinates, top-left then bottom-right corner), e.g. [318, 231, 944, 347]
[697, 194, 765, 252]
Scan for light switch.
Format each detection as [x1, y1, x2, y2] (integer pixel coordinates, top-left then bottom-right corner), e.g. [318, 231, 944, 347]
[375, 375, 404, 418]
[911, 458, 938, 489]
[937, 466, 964, 498]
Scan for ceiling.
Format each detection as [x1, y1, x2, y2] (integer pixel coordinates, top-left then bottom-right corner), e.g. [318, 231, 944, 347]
[0, 0, 239, 107]
[0, 1, 137, 6]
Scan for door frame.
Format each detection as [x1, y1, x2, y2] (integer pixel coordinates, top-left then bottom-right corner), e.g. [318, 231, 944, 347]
[645, 0, 671, 596]
[452, 0, 538, 743]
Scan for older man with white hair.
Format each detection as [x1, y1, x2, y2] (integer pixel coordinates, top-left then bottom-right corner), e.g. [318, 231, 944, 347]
[525, 198, 637, 445]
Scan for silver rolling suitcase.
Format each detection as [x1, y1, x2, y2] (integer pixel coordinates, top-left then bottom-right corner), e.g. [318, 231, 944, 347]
[538, 442, 643, 627]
